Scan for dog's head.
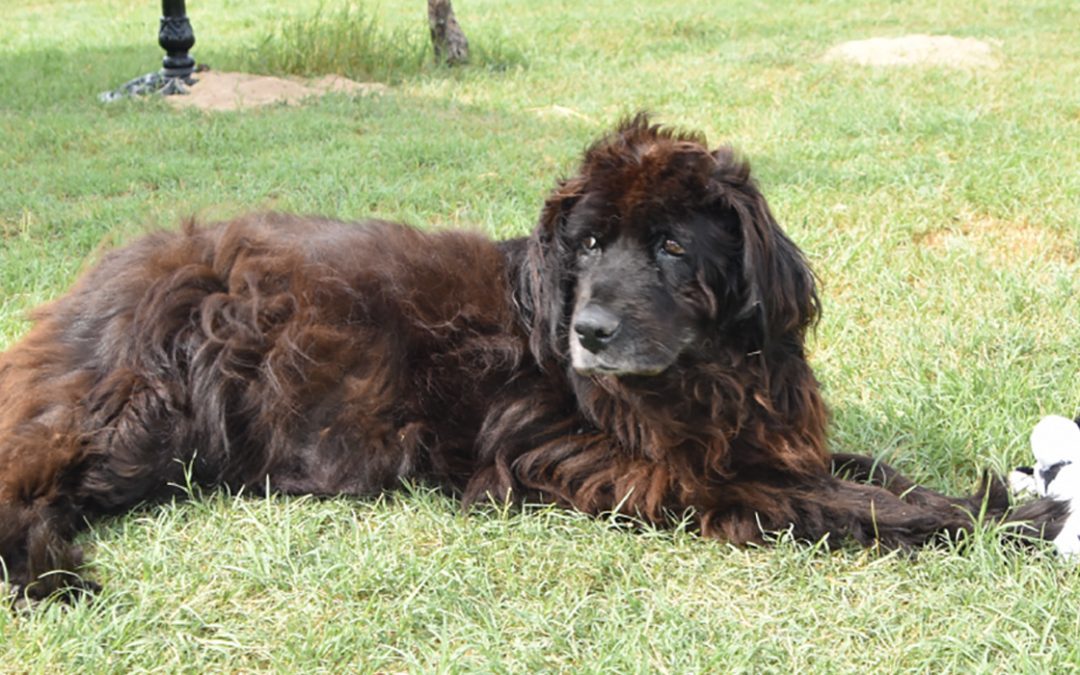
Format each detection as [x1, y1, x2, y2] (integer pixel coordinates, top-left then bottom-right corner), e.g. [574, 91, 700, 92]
[523, 114, 818, 377]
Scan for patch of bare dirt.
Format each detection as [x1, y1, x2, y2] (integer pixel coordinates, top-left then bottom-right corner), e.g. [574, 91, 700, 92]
[165, 71, 387, 112]
[824, 35, 998, 69]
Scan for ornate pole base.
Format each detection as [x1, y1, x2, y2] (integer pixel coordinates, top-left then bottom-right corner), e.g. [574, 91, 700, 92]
[100, 0, 200, 103]
[99, 69, 201, 103]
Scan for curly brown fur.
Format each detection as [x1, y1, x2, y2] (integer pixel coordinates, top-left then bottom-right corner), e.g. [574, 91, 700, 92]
[0, 115, 1067, 602]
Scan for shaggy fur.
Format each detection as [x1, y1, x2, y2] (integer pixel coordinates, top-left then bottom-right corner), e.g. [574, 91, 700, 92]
[0, 116, 1068, 601]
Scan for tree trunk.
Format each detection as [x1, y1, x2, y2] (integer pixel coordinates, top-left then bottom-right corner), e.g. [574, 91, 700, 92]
[427, 0, 469, 66]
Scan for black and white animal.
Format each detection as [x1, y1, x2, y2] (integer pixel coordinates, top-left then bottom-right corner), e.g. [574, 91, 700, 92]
[1010, 415, 1080, 557]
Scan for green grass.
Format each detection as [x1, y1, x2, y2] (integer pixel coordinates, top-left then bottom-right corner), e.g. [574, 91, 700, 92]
[242, 2, 429, 81]
[2, 0, 1080, 670]
[232, 2, 524, 83]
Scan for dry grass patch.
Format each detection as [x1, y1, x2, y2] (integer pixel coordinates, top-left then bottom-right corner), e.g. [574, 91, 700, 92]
[824, 35, 999, 70]
[914, 210, 1077, 268]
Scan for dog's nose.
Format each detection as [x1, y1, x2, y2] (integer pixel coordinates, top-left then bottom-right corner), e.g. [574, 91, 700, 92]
[574, 306, 621, 353]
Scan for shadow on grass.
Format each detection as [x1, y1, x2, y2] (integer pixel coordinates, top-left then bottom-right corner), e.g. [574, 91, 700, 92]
[0, 45, 163, 113]
[826, 399, 1025, 495]
[1, 9, 526, 114]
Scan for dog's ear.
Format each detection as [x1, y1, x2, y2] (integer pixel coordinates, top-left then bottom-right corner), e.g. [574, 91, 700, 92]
[521, 175, 587, 367]
[712, 150, 819, 346]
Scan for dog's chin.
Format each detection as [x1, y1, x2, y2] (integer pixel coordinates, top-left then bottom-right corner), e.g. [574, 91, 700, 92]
[570, 345, 674, 378]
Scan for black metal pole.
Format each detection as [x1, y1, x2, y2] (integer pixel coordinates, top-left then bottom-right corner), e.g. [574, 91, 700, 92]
[100, 0, 202, 102]
[160, 0, 196, 79]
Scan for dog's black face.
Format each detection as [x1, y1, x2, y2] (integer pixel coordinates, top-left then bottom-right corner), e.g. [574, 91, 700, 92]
[564, 198, 737, 376]
[524, 115, 819, 379]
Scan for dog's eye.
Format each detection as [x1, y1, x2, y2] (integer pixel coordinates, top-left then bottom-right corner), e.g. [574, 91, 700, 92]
[660, 239, 686, 257]
[581, 236, 600, 252]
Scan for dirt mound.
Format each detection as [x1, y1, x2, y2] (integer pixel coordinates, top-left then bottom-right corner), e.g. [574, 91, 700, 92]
[165, 71, 387, 112]
[824, 35, 998, 69]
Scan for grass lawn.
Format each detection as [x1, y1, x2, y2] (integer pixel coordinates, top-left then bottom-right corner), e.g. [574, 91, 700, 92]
[2, 0, 1080, 671]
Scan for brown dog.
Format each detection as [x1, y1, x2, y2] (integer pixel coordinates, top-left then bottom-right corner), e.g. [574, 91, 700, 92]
[0, 115, 1066, 601]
